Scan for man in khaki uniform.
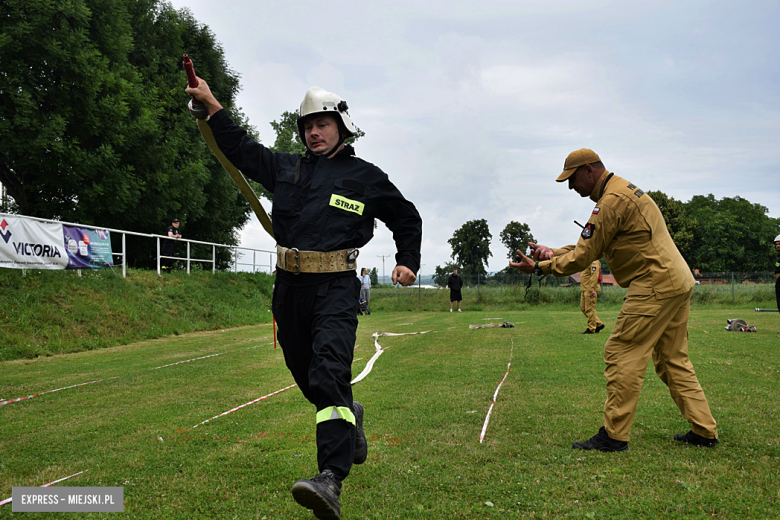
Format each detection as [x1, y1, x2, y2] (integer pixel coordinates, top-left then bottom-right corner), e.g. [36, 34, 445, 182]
[579, 260, 604, 334]
[510, 149, 718, 451]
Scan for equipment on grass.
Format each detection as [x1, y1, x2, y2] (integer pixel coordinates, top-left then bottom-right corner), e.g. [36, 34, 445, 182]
[755, 308, 779, 312]
[469, 321, 515, 329]
[182, 54, 274, 238]
[725, 318, 757, 332]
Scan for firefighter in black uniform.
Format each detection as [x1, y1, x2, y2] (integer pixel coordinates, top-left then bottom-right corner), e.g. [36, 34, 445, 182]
[186, 81, 421, 519]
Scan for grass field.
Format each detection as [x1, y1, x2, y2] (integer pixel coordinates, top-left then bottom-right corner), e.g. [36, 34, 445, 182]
[1, 308, 779, 519]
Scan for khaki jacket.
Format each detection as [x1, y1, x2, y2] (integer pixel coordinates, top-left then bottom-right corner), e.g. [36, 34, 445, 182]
[539, 172, 694, 299]
[580, 261, 601, 293]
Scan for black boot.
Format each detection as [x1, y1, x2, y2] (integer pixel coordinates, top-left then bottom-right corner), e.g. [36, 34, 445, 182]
[292, 469, 342, 519]
[674, 430, 719, 447]
[572, 426, 628, 452]
[353, 401, 367, 464]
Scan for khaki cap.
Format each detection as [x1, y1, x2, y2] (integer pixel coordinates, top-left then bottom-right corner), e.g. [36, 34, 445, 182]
[556, 148, 601, 182]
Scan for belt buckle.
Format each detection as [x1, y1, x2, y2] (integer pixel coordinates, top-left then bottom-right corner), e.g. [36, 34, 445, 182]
[288, 248, 300, 275]
[347, 248, 359, 270]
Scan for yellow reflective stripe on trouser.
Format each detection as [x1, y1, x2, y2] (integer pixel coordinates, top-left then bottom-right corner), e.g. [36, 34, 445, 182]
[316, 406, 356, 426]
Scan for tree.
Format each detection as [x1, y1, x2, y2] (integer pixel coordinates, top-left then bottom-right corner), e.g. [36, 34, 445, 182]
[0, 0, 254, 268]
[447, 219, 492, 277]
[369, 267, 378, 287]
[647, 191, 697, 267]
[684, 194, 780, 272]
[433, 262, 459, 287]
[499, 221, 536, 259]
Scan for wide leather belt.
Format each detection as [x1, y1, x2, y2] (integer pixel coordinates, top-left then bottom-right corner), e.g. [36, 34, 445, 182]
[277, 245, 359, 274]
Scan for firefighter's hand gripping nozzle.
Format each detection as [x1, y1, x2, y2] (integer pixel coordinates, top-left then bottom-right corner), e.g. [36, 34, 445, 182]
[183, 54, 209, 120]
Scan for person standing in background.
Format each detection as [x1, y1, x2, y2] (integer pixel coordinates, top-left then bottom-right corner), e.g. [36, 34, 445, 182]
[359, 267, 371, 315]
[579, 260, 605, 334]
[448, 268, 463, 312]
[162, 218, 181, 269]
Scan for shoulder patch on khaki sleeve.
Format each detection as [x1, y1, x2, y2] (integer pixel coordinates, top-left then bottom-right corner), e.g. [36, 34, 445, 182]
[581, 223, 595, 240]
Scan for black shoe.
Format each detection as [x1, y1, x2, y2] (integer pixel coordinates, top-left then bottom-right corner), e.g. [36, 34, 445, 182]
[674, 430, 719, 447]
[581, 329, 595, 334]
[595, 324, 605, 333]
[353, 401, 367, 465]
[292, 470, 342, 519]
[572, 426, 628, 452]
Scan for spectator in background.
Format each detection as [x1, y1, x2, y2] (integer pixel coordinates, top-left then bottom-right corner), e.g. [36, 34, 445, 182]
[579, 260, 605, 334]
[359, 267, 371, 315]
[774, 234, 780, 332]
[448, 268, 463, 312]
[162, 218, 181, 269]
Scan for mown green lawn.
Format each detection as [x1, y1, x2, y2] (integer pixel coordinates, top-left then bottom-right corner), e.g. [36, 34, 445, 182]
[1, 308, 778, 519]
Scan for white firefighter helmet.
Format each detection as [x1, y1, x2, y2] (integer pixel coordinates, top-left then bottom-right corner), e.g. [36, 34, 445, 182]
[297, 86, 357, 147]
[774, 234, 780, 243]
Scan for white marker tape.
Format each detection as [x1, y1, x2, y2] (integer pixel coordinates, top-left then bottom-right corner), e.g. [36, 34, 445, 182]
[192, 384, 297, 429]
[479, 340, 515, 443]
[351, 331, 430, 385]
[0, 470, 86, 506]
[153, 353, 225, 369]
[0, 379, 116, 407]
[190, 353, 367, 429]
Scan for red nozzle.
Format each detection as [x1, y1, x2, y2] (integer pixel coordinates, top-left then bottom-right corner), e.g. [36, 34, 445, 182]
[183, 54, 205, 108]
[183, 54, 199, 88]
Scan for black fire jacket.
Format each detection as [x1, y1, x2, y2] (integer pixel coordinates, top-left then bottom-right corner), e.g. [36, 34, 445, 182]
[207, 109, 422, 285]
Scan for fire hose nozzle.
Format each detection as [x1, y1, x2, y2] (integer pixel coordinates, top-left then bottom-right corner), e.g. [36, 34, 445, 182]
[183, 54, 210, 120]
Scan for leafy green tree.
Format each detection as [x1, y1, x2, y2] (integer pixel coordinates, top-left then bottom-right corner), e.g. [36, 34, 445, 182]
[269, 111, 307, 155]
[499, 221, 536, 259]
[433, 262, 460, 287]
[684, 194, 780, 272]
[647, 191, 698, 267]
[447, 219, 492, 277]
[369, 267, 378, 287]
[0, 0, 254, 268]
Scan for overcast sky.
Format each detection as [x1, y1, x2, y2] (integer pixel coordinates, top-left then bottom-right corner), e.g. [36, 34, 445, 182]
[169, 0, 780, 277]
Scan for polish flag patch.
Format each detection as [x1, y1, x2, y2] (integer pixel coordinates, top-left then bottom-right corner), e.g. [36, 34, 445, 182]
[592, 207, 600, 215]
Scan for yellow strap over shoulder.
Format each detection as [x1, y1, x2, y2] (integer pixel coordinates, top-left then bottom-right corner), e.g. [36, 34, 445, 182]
[197, 118, 274, 238]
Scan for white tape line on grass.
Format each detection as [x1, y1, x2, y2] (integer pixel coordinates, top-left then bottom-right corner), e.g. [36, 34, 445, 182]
[153, 353, 225, 369]
[479, 340, 515, 444]
[0, 470, 87, 506]
[0, 379, 117, 407]
[192, 384, 298, 429]
[351, 331, 430, 385]
[189, 351, 368, 429]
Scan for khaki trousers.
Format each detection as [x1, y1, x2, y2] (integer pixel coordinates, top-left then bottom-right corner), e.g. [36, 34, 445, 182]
[580, 291, 603, 332]
[603, 288, 717, 442]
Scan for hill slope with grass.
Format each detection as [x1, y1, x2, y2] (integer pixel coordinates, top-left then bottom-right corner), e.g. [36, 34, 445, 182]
[0, 269, 274, 360]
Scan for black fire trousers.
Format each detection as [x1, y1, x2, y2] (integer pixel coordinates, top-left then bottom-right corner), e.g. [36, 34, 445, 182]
[272, 274, 360, 482]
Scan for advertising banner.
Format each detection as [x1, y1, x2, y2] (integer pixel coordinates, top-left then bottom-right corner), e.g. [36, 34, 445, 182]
[63, 226, 114, 269]
[0, 216, 69, 270]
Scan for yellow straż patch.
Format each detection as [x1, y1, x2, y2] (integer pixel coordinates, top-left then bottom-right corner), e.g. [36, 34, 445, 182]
[329, 194, 364, 215]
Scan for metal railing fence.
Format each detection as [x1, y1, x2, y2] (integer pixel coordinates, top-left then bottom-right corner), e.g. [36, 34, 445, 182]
[0, 212, 274, 278]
